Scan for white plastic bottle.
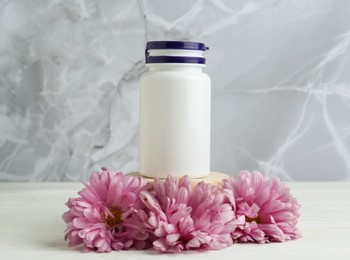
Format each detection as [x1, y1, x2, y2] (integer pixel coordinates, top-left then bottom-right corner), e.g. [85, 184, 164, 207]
[139, 41, 211, 179]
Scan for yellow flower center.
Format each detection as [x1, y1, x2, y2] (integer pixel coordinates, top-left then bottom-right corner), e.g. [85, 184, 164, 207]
[103, 208, 123, 228]
[246, 216, 261, 223]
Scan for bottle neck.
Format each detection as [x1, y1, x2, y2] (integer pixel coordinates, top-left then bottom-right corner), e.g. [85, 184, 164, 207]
[148, 64, 204, 72]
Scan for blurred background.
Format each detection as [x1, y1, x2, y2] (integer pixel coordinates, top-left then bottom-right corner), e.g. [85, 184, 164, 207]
[1, 0, 350, 181]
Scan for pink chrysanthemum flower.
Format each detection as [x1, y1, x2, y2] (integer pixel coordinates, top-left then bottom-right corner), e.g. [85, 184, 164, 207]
[222, 171, 301, 243]
[138, 176, 244, 253]
[62, 168, 149, 252]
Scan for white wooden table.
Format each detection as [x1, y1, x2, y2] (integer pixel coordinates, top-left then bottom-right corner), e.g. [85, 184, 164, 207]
[0, 182, 349, 259]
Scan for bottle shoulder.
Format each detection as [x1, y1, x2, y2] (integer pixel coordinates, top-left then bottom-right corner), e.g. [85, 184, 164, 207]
[141, 70, 210, 79]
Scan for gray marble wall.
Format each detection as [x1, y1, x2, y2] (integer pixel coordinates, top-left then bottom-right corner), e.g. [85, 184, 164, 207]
[1, 0, 350, 181]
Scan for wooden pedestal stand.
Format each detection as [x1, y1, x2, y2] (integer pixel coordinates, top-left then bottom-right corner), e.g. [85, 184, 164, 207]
[127, 172, 230, 187]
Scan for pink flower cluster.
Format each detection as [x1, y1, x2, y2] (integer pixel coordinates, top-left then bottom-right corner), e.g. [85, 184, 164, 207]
[63, 169, 301, 253]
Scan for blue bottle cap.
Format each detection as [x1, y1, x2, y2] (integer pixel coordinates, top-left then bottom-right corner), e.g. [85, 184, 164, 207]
[146, 41, 208, 51]
[145, 41, 208, 64]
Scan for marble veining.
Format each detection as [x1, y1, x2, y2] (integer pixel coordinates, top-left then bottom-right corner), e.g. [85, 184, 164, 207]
[1, 0, 350, 181]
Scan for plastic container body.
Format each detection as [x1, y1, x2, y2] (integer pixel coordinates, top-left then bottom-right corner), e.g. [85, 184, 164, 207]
[139, 64, 211, 178]
[139, 41, 211, 179]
